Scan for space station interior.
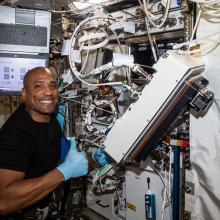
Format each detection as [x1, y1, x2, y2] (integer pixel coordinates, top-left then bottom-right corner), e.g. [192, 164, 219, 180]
[0, 0, 220, 219]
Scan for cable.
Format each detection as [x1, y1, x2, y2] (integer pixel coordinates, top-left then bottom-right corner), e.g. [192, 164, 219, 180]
[49, 9, 74, 13]
[138, 0, 159, 62]
[60, 97, 118, 116]
[139, 64, 157, 71]
[78, 36, 91, 76]
[129, 163, 166, 187]
[68, 16, 124, 87]
[111, 29, 130, 80]
[189, 0, 220, 17]
[80, 137, 103, 147]
[140, 0, 171, 28]
[190, 9, 202, 43]
[144, 16, 158, 62]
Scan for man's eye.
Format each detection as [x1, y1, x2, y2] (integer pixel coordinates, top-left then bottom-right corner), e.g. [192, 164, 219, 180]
[50, 84, 58, 89]
[34, 84, 42, 88]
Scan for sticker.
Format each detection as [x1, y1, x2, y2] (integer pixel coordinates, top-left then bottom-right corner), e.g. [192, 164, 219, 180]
[127, 202, 136, 212]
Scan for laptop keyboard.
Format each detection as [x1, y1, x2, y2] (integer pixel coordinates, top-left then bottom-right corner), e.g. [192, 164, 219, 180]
[0, 23, 47, 47]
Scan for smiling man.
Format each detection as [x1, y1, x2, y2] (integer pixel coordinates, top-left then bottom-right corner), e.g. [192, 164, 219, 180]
[0, 67, 88, 220]
[22, 67, 59, 122]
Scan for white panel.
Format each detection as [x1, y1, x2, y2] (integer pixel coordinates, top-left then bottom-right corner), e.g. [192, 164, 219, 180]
[104, 51, 204, 163]
[125, 168, 170, 220]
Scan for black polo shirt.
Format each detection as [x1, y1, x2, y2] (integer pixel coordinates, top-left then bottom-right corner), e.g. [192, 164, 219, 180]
[0, 104, 62, 217]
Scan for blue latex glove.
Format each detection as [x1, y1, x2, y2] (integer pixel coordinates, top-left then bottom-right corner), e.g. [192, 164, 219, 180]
[92, 148, 111, 166]
[57, 137, 88, 180]
[55, 105, 66, 131]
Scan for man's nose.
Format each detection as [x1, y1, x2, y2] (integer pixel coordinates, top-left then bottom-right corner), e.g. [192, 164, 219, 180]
[43, 85, 53, 95]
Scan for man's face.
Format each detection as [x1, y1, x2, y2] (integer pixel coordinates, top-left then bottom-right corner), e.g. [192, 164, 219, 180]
[22, 69, 59, 122]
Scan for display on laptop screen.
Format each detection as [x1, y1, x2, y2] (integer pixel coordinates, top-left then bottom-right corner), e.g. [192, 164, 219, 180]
[0, 53, 48, 95]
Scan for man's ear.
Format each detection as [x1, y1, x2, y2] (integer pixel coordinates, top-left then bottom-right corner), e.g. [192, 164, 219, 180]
[21, 88, 26, 101]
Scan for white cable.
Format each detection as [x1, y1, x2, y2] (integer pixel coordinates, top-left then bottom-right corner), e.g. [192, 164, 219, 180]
[186, 5, 220, 55]
[137, 0, 158, 62]
[68, 16, 123, 87]
[78, 32, 109, 50]
[138, 0, 166, 62]
[79, 37, 91, 76]
[190, 0, 220, 17]
[147, 164, 166, 187]
[173, 4, 219, 54]
[197, 30, 220, 41]
[194, 38, 220, 55]
[145, 17, 158, 62]
[85, 101, 117, 134]
[200, 4, 220, 17]
[49, 9, 74, 13]
[174, 8, 203, 54]
[190, 9, 202, 43]
[141, 0, 171, 28]
[68, 15, 152, 86]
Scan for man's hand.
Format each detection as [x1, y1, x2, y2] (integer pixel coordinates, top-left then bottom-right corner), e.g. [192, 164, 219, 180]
[92, 148, 111, 166]
[57, 137, 88, 180]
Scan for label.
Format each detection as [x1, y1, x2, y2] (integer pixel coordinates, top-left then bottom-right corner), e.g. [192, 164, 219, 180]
[127, 202, 136, 212]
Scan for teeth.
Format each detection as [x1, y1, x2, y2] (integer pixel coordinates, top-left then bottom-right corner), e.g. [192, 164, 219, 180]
[40, 100, 53, 104]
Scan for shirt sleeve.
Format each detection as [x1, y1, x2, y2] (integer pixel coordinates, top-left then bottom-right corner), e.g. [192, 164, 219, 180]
[0, 128, 33, 172]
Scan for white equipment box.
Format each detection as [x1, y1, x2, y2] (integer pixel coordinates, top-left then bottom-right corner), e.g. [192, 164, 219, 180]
[104, 51, 205, 163]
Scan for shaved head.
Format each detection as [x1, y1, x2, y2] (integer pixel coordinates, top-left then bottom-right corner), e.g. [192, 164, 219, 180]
[23, 67, 55, 88]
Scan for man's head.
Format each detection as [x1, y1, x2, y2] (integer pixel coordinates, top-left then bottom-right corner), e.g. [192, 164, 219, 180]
[22, 67, 59, 122]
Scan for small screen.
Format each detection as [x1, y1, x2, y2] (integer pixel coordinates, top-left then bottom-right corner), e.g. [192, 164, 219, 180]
[0, 54, 48, 94]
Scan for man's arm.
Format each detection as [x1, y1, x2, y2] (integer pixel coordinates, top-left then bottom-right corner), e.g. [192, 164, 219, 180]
[0, 168, 63, 215]
[0, 137, 88, 216]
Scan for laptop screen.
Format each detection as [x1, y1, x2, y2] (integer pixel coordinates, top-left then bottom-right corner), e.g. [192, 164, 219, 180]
[0, 53, 48, 95]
